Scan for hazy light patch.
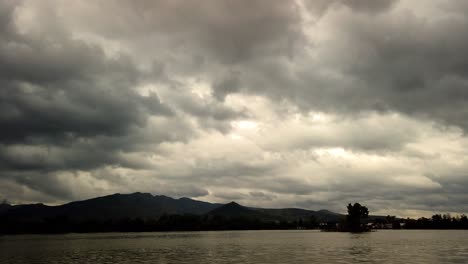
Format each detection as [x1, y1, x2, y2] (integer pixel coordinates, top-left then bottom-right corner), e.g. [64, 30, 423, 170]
[0, 179, 62, 205]
[296, 0, 324, 42]
[232, 120, 259, 130]
[135, 83, 162, 97]
[188, 78, 212, 99]
[17, 82, 42, 94]
[55, 170, 115, 199]
[308, 112, 329, 122]
[372, 208, 431, 219]
[229, 120, 260, 141]
[12, 1, 39, 35]
[229, 134, 244, 140]
[392, 175, 442, 189]
[315, 147, 349, 158]
[71, 32, 129, 58]
[225, 94, 297, 121]
[373, 208, 462, 219]
[253, 111, 424, 152]
[406, 127, 468, 164]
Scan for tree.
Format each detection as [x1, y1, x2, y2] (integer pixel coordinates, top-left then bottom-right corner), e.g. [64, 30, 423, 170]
[461, 214, 468, 223]
[346, 203, 369, 232]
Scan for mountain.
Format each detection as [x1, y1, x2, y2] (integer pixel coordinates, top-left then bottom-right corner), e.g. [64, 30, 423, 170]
[0, 192, 343, 224]
[0, 193, 351, 233]
[207, 202, 274, 221]
[254, 208, 342, 222]
[1, 193, 222, 221]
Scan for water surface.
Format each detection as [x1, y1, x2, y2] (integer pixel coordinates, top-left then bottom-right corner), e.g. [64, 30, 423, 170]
[1, 230, 467, 263]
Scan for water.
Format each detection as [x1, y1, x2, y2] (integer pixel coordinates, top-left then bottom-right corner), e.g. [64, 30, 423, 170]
[1, 230, 467, 263]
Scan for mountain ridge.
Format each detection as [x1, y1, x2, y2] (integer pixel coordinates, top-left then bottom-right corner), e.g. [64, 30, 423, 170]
[0, 192, 344, 223]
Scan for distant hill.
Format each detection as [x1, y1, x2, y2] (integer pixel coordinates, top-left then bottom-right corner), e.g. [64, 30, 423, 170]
[1, 193, 222, 221]
[207, 202, 276, 221]
[0, 192, 344, 224]
[254, 208, 343, 222]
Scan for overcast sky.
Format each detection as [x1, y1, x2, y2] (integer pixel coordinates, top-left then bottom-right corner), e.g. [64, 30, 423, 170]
[1, 0, 468, 217]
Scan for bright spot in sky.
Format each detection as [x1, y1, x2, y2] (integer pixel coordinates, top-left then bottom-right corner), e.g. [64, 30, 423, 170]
[232, 120, 258, 130]
[229, 134, 243, 140]
[315, 147, 348, 158]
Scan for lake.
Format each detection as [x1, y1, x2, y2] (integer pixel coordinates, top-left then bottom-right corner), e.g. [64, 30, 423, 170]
[1, 230, 467, 263]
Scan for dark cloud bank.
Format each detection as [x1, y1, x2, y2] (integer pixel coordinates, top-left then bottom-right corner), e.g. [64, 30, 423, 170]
[1, 0, 468, 217]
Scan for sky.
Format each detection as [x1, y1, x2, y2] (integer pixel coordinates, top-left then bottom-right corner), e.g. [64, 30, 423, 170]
[1, 0, 468, 218]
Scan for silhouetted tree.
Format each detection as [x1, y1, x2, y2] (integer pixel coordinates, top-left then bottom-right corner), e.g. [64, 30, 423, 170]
[461, 214, 468, 224]
[346, 203, 369, 232]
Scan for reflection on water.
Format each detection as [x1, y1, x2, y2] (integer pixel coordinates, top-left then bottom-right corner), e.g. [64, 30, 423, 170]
[1, 230, 468, 264]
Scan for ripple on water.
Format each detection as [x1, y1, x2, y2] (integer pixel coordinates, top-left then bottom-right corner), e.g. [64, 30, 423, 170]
[1, 230, 467, 264]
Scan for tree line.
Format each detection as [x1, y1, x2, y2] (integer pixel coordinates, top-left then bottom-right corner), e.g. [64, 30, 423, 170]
[1, 201, 467, 234]
[0, 214, 320, 234]
[322, 203, 468, 232]
[403, 214, 468, 229]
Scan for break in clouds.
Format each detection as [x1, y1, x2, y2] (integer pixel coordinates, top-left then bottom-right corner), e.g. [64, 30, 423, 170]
[1, 0, 468, 217]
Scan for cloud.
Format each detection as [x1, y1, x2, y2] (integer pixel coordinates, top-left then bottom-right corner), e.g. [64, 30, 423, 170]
[277, 1, 468, 131]
[0, 3, 174, 144]
[0, 0, 468, 218]
[303, 0, 398, 16]
[58, 0, 303, 64]
[0, 1, 187, 198]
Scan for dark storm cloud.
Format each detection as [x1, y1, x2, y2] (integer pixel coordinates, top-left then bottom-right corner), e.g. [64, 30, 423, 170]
[0, 0, 467, 217]
[1, 171, 78, 201]
[0, 2, 172, 144]
[0, 1, 179, 199]
[303, 0, 398, 16]
[200, 0, 468, 134]
[57, 0, 468, 132]
[67, 0, 303, 64]
[166, 88, 246, 121]
[212, 71, 242, 101]
[0, 0, 255, 202]
[340, 0, 398, 13]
